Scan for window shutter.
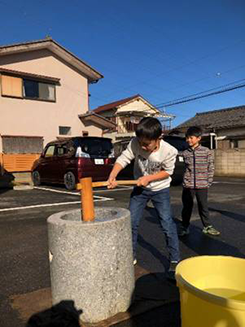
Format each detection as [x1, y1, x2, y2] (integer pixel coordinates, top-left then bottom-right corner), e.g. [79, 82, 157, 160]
[1, 75, 22, 97]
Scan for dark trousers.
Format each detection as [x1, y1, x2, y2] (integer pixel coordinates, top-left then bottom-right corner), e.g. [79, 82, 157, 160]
[181, 187, 210, 228]
[129, 187, 180, 262]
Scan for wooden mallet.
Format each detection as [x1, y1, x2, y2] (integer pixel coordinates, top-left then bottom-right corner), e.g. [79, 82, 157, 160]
[77, 178, 137, 222]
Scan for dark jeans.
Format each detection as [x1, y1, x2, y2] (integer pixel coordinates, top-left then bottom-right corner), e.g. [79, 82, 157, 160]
[181, 187, 210, 228]
[129, 187, 180, 262]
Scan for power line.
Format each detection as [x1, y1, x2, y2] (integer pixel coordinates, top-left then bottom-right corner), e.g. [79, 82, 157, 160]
[105, 78, 245, 114]
[157, 81, 245, 108]
[155, 78, 245, 107]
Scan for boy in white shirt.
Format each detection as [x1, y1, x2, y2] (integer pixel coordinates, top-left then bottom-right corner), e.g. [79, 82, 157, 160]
[108, 117, 180, 279]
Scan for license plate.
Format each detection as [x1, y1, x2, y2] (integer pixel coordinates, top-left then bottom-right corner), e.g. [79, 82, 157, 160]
[94, 159, 104, 165]
[179, 156, 184, 162]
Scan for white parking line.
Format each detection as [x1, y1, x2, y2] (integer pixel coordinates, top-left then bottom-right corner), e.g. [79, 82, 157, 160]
[0, 201, 82, 212]
[34, 186, 80, 196]
[0, 185, 131, 213]
[0, 196, 114, 212]
[0, 186, 114, 212]
[34, 186, 113, 199]
[34, 185, 132, 194]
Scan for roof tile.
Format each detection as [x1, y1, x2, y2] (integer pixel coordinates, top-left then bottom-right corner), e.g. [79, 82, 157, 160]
[92, 94, 140, 114]
[176, 105, 245, 130]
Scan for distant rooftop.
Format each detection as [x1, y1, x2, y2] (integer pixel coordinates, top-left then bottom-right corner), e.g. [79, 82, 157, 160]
[93, 94, 142, 114]
[176, 105, 245, 131]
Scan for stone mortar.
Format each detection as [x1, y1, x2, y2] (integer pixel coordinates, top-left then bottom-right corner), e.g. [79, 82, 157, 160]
[47, 207, 135, 323]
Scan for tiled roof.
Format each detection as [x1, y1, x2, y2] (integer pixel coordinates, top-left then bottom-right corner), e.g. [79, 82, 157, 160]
[0, 38, 51, 50]
[0, 67, 60, 83]
[176, 105, 245, 130]
[78, 112, 116, 129]
[92, 94, 141, 114]
[0, 38, 103, 82]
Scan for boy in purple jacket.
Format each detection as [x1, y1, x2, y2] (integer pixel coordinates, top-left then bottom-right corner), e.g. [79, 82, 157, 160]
[178, 126, 220, 237]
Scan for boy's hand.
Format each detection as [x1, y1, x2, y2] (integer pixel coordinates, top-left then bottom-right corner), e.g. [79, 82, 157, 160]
[137, 176, 151, 187]
[107, 176, 118, 189]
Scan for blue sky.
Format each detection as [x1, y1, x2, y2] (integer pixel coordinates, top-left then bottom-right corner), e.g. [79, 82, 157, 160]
[1, 0, 245, 127]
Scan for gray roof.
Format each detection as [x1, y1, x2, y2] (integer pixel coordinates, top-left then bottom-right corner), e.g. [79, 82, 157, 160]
[0, 38, 103, 83]
[176, 105, 245, 131]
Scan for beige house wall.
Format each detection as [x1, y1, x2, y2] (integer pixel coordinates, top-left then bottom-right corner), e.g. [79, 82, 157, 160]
[239, 139, 245, 148]
[0, 49, 101, 153]
[214, 149, 245, 177]
[117, 98, 156, 114]
[115, 99, 158, 137]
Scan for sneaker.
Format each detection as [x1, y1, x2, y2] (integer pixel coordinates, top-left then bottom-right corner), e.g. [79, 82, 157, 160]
[178, 226, 189, 237]
[133, 259, 137, 265]
[202, 225, 220, 236]
[167, 261, 179, 281]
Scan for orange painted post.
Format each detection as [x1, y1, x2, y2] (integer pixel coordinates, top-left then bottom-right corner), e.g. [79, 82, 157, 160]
[0, 153, 4, 175]
[80, 177, 95, 222]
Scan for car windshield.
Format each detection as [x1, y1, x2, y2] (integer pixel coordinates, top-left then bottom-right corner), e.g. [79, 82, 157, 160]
[163, 136, 188, 151]
[74, 138, 113, 156]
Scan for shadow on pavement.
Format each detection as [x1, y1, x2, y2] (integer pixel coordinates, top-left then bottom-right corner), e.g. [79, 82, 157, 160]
[26, 300, 82, 327]
[138, 234, 169, 269]
[145, 205, 244, 258]
[209, 207, 245, 224]
[134, 272, 179, 301]
[179, 224, 245, 258]
[114, 272, 180, 327]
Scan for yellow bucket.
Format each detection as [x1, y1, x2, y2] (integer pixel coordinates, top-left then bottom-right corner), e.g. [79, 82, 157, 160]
[176, 256, 245, 327]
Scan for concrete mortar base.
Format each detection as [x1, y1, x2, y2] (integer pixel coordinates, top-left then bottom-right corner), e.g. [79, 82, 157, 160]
[47, 208, 135, 323]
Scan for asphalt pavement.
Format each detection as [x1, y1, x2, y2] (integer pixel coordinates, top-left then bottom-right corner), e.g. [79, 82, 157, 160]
[0, 177, 245, 327]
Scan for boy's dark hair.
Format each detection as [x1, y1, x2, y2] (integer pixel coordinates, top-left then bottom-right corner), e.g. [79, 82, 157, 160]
[185, 126, 203, 138]
[136, 117, 162, 140]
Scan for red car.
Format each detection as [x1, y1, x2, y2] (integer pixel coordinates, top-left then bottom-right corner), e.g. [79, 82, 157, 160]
[32, 137, 115, 190]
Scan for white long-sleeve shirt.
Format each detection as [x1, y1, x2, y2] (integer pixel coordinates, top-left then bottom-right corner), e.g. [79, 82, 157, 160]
[116, 138, 178, 191]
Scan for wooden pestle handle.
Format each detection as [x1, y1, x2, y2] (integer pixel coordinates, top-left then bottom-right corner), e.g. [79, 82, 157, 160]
[80, 177, 95, 221]
[77, 180, 137, 190]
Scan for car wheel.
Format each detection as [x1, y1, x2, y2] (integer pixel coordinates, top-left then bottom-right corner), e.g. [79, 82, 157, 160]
[32, 171, 41, 186]
[64, 171, 76, 190]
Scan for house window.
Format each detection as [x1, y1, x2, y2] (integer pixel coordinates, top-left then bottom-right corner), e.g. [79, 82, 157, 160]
[59, 126, 71, 135]
[23, 79, 55, 101]
[1, 74, 56, 101]
[125, 121, 137, 132]
[2, 136, 43, 154]
[1, 75, 22, 98]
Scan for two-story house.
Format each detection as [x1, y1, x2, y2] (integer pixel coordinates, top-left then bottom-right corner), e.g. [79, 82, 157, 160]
[0, 38, 114, 176]
[81, 94, 175, 141]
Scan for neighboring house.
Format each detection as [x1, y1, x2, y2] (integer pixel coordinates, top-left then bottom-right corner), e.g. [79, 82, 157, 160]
[0, 38, 114, 175]
[173, 105, 245, 177]
[82, 94, 175, 141]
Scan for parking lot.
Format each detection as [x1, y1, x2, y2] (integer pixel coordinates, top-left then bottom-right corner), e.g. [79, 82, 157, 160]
[0, 176, 245, 327]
